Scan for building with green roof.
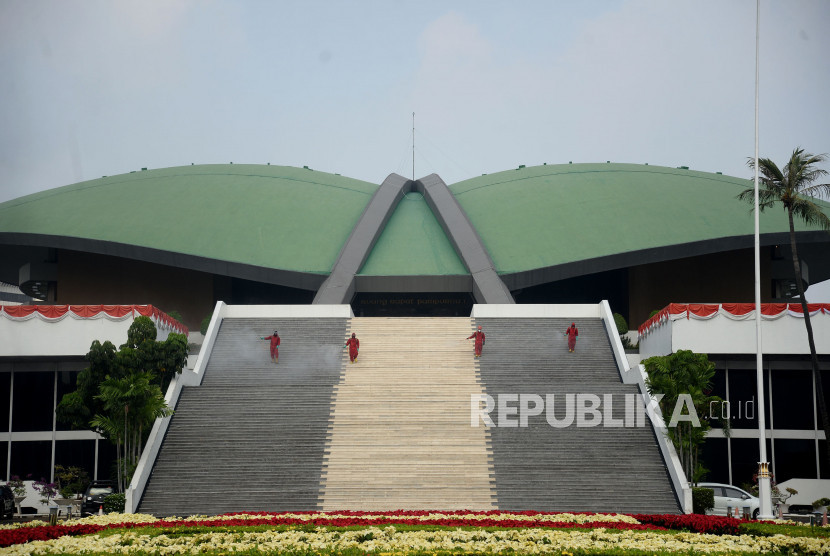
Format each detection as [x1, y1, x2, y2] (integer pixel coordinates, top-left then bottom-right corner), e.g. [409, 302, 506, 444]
[1, 162, 828, 328]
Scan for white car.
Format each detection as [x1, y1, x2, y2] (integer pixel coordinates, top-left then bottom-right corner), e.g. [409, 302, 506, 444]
[698, 482, 760, 519]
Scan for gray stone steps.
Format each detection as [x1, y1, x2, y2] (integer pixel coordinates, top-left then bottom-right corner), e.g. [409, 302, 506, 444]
[137, 312, 680, 517]
[320, 317, 496, 511]
[473, 317, 680, 514]
[136, 317, 348, 516]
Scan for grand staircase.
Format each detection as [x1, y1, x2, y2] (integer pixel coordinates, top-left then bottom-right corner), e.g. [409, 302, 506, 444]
[137, 312, 680, 516]
[321, 317, 495, 510]
[474, 317, 680, 513]
[137, 317, 348, 516]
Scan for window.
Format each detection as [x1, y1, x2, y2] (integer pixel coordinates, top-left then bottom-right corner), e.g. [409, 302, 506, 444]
[706, 369, 728, 432]
[0, 441, 7, 481]
[10, 441, 51, 482]
[723, 487, 746, 498]
[0, 371, 10, 432]
[772, 370, 813, 430]
[55, 440, 96, 480]
[55, 367, 83, 432]
[11, 369, 54, 432]
[96, 441, 117, 483]
[700, 438, 729, 484]
[728, 369, 770, 429]
[730, 438, 771, 489]
[774, 439, 817, 482]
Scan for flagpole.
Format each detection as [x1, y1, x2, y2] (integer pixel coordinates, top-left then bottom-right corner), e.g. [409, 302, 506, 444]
[412, 112, 415, 181]
[754, 0, 774, 520]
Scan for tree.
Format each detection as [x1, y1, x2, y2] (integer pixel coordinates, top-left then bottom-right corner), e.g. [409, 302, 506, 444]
[120, 316, 188, 392]
[91, 370, 172, 492]
[644, 350, 729, 484]
[56, 316, 188, 489]
[55, 340, 118, 429]
[737, 147, 830, 471]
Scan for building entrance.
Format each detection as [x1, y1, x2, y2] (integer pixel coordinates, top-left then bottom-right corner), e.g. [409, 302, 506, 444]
[351, 292, 474, 317]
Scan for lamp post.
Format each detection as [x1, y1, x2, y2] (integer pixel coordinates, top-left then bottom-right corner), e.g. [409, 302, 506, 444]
[753, 0, 773, 520]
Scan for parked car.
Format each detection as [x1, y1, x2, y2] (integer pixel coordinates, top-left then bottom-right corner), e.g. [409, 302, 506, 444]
[698, 482, 760, 519]
[0, 485, 14, 519]
[81, 482, 114, 517]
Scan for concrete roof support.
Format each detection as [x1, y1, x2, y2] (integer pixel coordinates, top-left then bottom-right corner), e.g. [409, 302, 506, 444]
[415, 174, 514, 304]
[314, 172, 515, 305]
[313, 174, 411, 304]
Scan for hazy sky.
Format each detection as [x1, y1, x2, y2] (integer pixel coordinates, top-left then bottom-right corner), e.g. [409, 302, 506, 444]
[1, 0, 829, 297]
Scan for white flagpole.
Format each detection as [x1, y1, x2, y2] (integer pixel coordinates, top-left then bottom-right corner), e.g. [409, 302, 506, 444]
[754, 0, 773, 520]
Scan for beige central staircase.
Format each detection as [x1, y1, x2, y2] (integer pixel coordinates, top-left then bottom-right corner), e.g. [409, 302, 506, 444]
[320, 317, 496, 510]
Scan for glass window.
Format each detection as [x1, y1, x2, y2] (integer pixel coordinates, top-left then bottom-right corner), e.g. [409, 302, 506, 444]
[772, 370, 813, 430]
[820, 440, 828, 480]
[0, 372, 9, 432]
[55, 370, 83, 432]
[700, 437, 729, 484]
[728, 369, 771, 429]
[706, 369, 728, 432]
[54, 440, 96, 483]
[730, 438, 772, 490]
[10, 441, 51, 482]
[774, 439, 817, 482]
[709, 369, 727, 400]
[723, 487, 745, 498]
[820, 371, 830, 429]
[0, 441, 7, 481]
[11, 370, 55, 432]
[96, 441, 117, 483]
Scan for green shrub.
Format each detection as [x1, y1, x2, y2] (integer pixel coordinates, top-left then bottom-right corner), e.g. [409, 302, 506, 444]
[693, 487, 715, 514]
[648, 309, 660, 319]
[813, 497, 830, 508]
[54, 465, 89, 499]
[620, 336, 638, 350]
[613, 313, 628, 334]
[167, 310, 184, 323]
[103, 492, 126, 513]
[200, 315, 212, 336]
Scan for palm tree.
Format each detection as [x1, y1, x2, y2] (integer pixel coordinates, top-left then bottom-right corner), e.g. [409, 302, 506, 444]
[92, 371, 172, 492]
[738, 147, 830, 470]
[644, 350, 727, 484]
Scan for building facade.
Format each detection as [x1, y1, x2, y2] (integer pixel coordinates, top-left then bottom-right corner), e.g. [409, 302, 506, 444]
[638, 303, 830, 488]
[0, 305, 187, 511]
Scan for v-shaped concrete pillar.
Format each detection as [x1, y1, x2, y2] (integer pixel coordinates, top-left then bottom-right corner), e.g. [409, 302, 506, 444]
[313, 172, 513, 305]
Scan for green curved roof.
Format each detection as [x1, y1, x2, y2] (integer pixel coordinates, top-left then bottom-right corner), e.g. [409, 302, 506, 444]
[358, 192, 467, 276]
[1, 162, 828, 283]
[0, 165, 377, 274]
[450, 163, 830, 275]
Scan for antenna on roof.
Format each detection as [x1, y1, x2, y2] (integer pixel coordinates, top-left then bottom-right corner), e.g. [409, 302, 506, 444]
[412, 112, 415, 181]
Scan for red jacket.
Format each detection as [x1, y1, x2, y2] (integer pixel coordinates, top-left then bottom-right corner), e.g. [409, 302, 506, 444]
[565, 325, 578, 340]
[467, 330, 485, 348]
[265, 334, 281, 350]
[345, 337, 359, 355]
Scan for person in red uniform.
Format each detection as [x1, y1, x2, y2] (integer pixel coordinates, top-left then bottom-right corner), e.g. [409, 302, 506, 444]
[565, 322, 578, 352]
[467, 325, 485, 358]
[344, 333, 359, 364]
[260, 330, 280, 364]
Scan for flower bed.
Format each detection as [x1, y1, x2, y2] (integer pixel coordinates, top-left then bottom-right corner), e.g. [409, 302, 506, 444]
[0, 511, 827, 555]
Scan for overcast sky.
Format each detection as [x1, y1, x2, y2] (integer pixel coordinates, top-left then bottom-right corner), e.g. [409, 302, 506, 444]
[1, 0, 829, 298]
